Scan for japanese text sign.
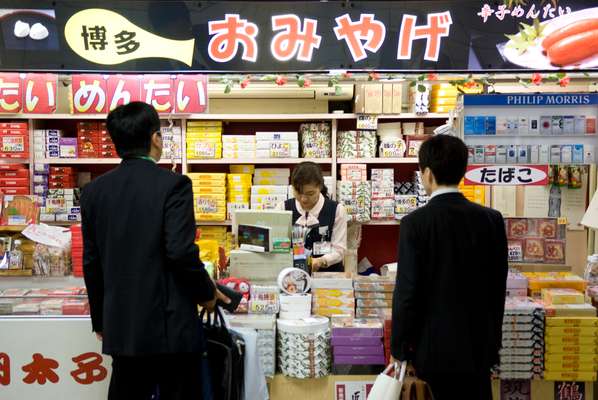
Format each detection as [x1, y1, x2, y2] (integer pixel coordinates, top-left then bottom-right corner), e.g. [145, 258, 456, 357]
[555, 381, 585, 400]
[0, 73, 57, 114]
[0, 318, 110, 399]
[464, 165, 549, 186]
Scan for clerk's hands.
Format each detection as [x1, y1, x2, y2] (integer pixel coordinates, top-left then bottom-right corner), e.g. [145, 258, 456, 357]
[201, 288, 231, 313]
[311, 258, 326, 272]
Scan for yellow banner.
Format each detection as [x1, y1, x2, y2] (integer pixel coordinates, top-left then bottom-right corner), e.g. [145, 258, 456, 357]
[65, 9, 194, 66]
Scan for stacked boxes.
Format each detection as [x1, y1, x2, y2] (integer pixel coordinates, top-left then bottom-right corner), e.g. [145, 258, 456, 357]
[414, 171, 429, 208]
[311, 272, 355, 318]
[227, 173, 251, 219]
[299, 123, 331, 158]
[222, 135, 256, 159]
[253, 168, 289, 185]
[353, 276, 395, 319]
[340, 164, 367, 182]
[77, 122, 98, 158]
[371, 169, 394, 220]
[277, 317, 331, 379]
[0, 122, 29, 159]
[337, 170, 371, 222]
[187, 173, 227, 222]
[544, 317, 598, 382]
[0, 164, 29, 195]
[186, 121, 222, 159]
[279, 294, 312, 320]
[43, 129, 61, 159]
[331, 316, 385, 367]
[49, 166, 77, 190]
[197, 225, 231, 258]
[429, 84, 458, 113]
[40, 185, 82, 223]
[496, 297, 545, 380]
[523, 272, 588, 299]
[160, 121, 182, 160]
[227, 314, 277, 378]
[71, 225, 83, 277]
[251, 185, 288, 210]
[255, 131, 299, 159]
[507, 269, 529, 297]
[337, 131, 377, 159]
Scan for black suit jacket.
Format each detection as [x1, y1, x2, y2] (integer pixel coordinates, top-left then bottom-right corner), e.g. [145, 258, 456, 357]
[81, 158, 215, 356]
[391, 192, 508, 375]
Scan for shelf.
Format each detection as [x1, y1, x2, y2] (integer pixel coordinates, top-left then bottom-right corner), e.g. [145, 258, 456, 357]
[465, 135, 595, 138]
[0, 113, 450, 121]
[360, 220, 401, 225]
[188, 158, 332, 165]
[0, 223, 76, 232]
[0, 159, 28, 165]
[197, 220, 232, 226]
[337, 158, 418, 164]
[36, 158, 180, 165]
[509, 263, 571, 272]
[0, 275, 85, 288]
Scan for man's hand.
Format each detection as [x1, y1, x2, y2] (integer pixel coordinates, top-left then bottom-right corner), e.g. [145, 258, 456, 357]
[311, 257, 325, 272]
[201, 288, 231, 313]
[95, 332, 103, 342]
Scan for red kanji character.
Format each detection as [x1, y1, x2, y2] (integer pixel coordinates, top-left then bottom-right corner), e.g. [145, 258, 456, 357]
[526, 4, 540, 19]
[208, 14, 258, 63]
[70, 352, 107, 385]
[495, 5, 511, 21]
[0, 353, 10, 386]
[22, 353, 59, 384]
[398, 12, 452, 62]
[333, 13, 386, 62]
[511, 5, 525, 18]
[477, 4, 495, 23]
[271, 14, 322, 62]
[542, 4, 556, 19]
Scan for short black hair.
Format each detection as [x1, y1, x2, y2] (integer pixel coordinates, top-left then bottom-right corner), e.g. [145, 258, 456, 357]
[418, 135, 468, 185]
[106, 102, 160, 158]
[291, 161, 328, 197]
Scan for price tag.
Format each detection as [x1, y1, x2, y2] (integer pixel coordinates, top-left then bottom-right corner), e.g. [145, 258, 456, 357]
[2, 137, 24, 152]
[196, 198, 218, 213]
[270, 142, 290, 158]
[356, 114, 378, 130]
[194, 142, 215, 158]
[557, 217, 568, 225]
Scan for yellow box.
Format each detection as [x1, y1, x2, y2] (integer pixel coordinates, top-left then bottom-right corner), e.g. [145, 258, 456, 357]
[431, 89, 459, 97]
[547, 317, 598, 327]
[430, 98, 457, 106]
[195, 213, 227, 221]
[312, 306, 355, 317]
[193, 187, 227, 195]
[190, 179, 226, 186]
[188, 173, 227, 180]
[253, 178, 288, 185]
[546, 336, 598, 346]
[546, 326, 598, 337]
[228, 184, 251, 192]
[543, 371, 597, 381]
[545, 354, 598, 364]
[545, 361, 598, 372]
[431, 105, 456, 113]
[524, 272, 588, 292]
[230, 165, 255, 174]
[546, 343, 598, 354]
[227, 174, 253, 184]
[313, 297, 355, 308]
[543, 288, 585, 305]
[187, 131, 222, 138]
[187, 121, 223, 127]
[193, 193, 226, 201]
[197, 239, 219, 265]
[228, 195, 251, 203]
[313, 289, 355, 297]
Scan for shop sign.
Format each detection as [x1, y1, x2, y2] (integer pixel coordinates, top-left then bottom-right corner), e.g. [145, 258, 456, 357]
[464, 94, 598, 107]
[555, 381, 585, 400]
[0, 318, 110, 399]
[356, 115, 379, 130]
[464, 165, 549, 186]
[72, 74, 208, 114]
[500, 379, 531, 400]
[0, 73, 57, 114]
[335, 380, 374, 400]
[3, 1, 596, 71]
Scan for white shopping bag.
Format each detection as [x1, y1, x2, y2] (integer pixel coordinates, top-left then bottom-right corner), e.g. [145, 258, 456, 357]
[368, 361, 407, 400]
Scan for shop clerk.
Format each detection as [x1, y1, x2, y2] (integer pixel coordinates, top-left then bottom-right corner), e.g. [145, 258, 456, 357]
[277, 162, 348, 272]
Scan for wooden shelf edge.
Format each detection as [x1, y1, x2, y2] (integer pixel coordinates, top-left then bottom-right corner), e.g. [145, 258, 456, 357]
[196, 221, 232, 226]
[510, 263, 571, 272]
[337, 158, 418, 164]
[187, 158, 332, 165]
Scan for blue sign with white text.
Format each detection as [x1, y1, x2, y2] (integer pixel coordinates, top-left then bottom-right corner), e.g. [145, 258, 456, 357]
[464, 94, 598, 107]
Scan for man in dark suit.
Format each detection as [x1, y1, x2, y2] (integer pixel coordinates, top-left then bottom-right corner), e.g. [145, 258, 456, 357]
[391, 135, 508, 400]
[82, 102, 228, 400]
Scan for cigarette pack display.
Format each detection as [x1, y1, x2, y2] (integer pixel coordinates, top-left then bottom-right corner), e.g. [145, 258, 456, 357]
[575, 116, 587, 134]
[587, 117, 597, 134]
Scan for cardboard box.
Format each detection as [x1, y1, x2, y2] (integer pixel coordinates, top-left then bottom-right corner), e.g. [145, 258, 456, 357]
[392, 84, 402, 114]
[229, 250, 293, 282]
[364, 84, 383, 114]
[382, 84, 393, 114]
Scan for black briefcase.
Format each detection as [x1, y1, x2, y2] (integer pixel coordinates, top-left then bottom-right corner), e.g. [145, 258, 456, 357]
[200, 307, 245, 400]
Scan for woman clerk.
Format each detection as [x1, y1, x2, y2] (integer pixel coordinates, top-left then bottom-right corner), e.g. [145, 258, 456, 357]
[278, 162, 348, 272]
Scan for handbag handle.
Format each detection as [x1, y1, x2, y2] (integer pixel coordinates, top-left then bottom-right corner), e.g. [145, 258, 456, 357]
[199, 306, 227, 328]
[382, 361, 407, 381]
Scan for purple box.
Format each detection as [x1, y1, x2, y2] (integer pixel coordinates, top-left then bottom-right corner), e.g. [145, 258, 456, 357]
[334, 354, 386, 365]
[332, 327, 383, 337]
[331, 336, 383, 346]
[333, 345, 385, 356]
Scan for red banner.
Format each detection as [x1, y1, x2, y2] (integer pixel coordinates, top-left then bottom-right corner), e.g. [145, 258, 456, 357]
[175, 74, 208, 114]
[0, 73, 22, 113]
[140, 74, 174, 114]
[464, 165, 549, 186]
[107, 74, 141, 111]
[71, 74, 108, 114]
[23, 74, 57, 114]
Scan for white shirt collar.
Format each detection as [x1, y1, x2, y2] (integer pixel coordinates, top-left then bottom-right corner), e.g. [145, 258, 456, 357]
[294, 193, 325, 226]
[430, 187, 460, 200]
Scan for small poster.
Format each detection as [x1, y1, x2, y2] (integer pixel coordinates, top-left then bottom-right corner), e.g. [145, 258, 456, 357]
[335, 381, 374, 400]
[555, 381, 585, 400]
[500, 379, 531, 400]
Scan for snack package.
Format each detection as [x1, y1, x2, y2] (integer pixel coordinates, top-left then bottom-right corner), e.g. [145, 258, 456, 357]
[545, 240, 566, 264]
[537, 219, 557, 239]
[524, 238, 545, 262]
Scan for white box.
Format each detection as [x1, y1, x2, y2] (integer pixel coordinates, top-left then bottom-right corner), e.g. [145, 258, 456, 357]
[561, 145, 573, 164]
[539, 145, 550, 164]
[255, 132, 298, 141]
[518, 117, 529, 135]
[255, 141, 299, 150]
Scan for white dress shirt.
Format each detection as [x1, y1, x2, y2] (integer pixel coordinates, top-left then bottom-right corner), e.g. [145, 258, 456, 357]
[429, 187, 461, 200]
[277, 193, 348, 267]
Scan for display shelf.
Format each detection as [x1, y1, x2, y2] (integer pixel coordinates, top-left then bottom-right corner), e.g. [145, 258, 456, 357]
[509, 263, 571, 272]
[0, 158, 29, 164]
[36, 158, 179, 165]
[360, 220, 401, 225]
[0, 275, 85, 288]
[337, 158, 418, 164]
[187, 158, 332, 165]
[0, 112, 451, 121]
[469, 163, 591, 166]
[465, 135, 594, 138]
[196, 220, 232, 226]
